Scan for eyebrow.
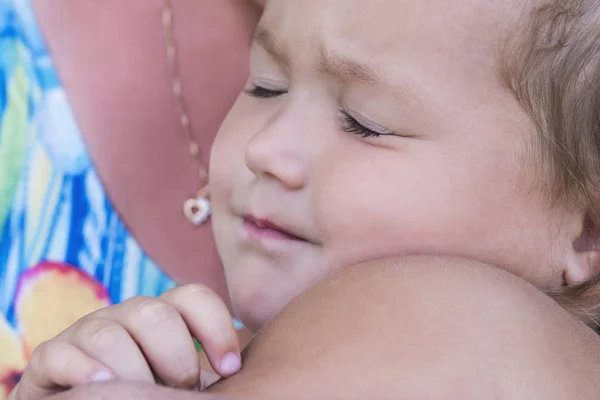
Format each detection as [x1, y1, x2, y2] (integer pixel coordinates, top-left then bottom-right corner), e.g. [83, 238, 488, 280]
[253, 28, 391, 89]
[254, 28, 291, 68]
[253, 28, 431, 110]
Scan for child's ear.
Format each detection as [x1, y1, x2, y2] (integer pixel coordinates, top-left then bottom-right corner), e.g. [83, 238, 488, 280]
[566, 212, 600, 285]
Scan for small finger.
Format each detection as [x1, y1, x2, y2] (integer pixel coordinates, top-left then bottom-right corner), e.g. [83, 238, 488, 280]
[160, 284, 241, 377]
[95, 296, 200, 389]
[15, 340, 114, 400]
[63, 316, 154, 383]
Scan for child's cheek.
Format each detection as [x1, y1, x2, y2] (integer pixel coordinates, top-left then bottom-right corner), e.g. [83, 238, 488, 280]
[314, 146, 467, 268]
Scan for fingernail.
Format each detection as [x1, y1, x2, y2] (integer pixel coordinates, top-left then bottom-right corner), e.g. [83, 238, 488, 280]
[90, 370, 115, 383]
[219, 352, 241, 375]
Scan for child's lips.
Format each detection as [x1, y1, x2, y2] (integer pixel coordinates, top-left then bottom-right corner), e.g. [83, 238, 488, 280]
[243, 215, 308, 242]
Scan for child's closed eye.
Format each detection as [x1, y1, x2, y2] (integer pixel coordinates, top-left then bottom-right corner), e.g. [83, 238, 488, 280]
[245, 85, 396, 139]
[245, 85, 287, 99]
[339, 111, 393, 138]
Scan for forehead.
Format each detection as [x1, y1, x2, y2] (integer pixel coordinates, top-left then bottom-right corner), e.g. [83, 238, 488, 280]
[258, 0, 530, 86]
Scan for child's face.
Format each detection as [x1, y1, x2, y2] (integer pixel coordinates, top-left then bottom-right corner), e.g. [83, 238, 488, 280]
[210, 0, 575, 331]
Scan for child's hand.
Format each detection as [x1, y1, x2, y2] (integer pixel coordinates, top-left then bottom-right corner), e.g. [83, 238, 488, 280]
[9, 284, 240, 400]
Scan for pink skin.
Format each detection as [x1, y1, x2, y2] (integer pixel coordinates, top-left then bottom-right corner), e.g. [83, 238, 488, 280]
[210, 0, 599, 332]
[32, 1, 262, 308]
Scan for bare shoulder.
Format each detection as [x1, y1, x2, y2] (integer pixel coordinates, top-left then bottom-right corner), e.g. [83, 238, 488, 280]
[212, 256, 600, 399]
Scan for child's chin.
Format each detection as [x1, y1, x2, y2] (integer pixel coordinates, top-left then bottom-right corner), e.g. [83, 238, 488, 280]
[232, 289, 279, 333]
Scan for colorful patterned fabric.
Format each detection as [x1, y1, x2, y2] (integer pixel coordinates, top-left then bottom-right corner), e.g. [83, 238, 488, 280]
[0, 1, 178, 396]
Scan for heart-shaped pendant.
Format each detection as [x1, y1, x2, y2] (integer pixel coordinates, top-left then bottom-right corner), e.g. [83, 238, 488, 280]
[183, 197, 211, 225]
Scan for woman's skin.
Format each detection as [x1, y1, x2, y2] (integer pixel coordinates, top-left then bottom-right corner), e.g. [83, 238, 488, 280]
[45, 257, 600, 400]
[31, 0, 262, 305]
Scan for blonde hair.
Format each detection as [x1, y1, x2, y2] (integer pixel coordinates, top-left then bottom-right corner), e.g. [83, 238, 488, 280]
[501, 0, 600, 329]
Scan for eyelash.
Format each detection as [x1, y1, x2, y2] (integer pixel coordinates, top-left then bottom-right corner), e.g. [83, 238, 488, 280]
[245, 85, 384, 138]
[338, 112, 382, 138]
[245, 86, 287, 99]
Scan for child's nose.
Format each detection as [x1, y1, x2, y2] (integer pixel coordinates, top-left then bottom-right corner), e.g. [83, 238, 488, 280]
[244, 116, 309, 190]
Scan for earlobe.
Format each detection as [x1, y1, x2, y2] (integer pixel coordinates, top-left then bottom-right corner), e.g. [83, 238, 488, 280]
[566, 215, 600, 285]
[564, 252, 600, 285]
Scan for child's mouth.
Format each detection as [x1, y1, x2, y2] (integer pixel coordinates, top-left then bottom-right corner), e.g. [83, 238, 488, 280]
[243, 215, 307, 242]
